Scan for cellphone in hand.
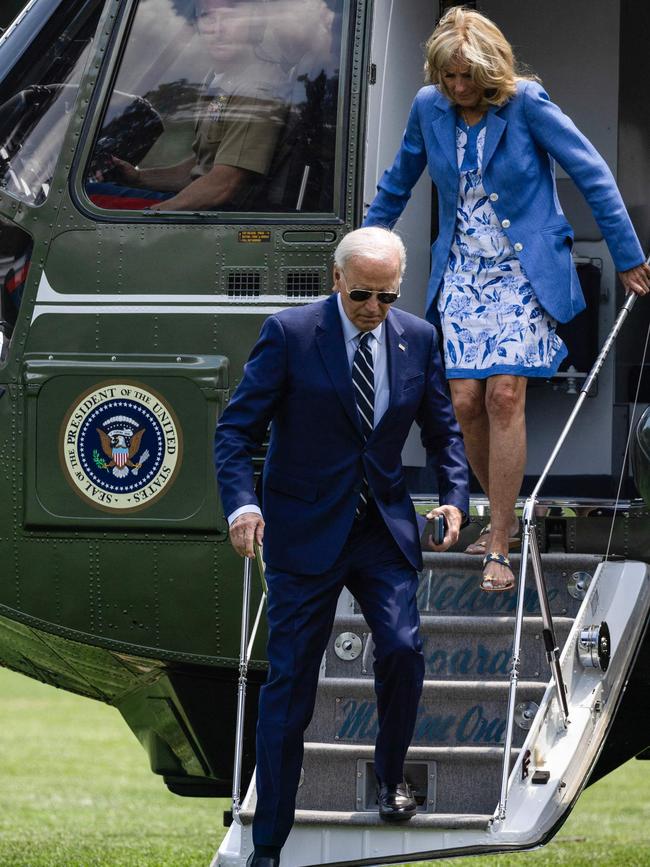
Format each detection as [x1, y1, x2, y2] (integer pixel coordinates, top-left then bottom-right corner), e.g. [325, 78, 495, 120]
[421, 514, 446, 548]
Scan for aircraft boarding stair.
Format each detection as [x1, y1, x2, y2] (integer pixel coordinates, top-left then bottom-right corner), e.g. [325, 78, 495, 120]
[289, 551, 588, 824]
[216, 545, 650, 867]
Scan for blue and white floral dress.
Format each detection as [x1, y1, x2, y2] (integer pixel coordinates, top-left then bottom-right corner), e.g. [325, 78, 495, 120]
[438, 116, 567, 379]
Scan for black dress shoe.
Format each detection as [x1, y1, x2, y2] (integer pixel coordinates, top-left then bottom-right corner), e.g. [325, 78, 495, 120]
[377, 780, 417, 822]
[246, 851, 280, 867]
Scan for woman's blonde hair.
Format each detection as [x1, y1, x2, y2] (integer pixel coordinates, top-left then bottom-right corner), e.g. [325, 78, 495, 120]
[425, 6, 534, 108]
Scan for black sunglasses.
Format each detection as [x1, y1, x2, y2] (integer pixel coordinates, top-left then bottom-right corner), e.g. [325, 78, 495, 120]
[345, 287, 401, 304]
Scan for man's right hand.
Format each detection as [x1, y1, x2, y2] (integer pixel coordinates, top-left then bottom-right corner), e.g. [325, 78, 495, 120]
[229, 511, 265, 559]
[111, 155, 141, 185]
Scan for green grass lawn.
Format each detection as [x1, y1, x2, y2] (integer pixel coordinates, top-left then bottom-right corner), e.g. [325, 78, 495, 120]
[1, 666, 649, 867]
[0, 666, 223, 867]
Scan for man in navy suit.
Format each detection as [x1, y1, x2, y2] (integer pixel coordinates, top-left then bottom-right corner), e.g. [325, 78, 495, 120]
[215, 227, 469, 867]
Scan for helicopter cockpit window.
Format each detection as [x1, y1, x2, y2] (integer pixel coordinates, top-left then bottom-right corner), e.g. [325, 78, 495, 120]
[85, 0, 344, 214]
[0, 0, 104, 206]
[0, 216, 33, 356]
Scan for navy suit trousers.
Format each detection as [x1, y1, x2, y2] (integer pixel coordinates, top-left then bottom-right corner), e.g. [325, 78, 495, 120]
[253, 502, 425, 848]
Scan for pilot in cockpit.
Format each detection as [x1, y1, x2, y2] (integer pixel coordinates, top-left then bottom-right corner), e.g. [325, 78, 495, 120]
[93, 0, 291, 211]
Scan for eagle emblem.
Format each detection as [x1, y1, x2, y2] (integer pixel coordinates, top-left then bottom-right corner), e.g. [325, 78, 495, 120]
[62, 383, 182, 512]
[95, 415, 150, 479]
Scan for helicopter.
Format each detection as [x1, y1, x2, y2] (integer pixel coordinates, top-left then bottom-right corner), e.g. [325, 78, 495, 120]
[1, 1, 650, 865]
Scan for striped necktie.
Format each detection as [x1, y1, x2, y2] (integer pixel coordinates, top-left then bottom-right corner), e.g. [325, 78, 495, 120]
[352, 332, 374, 517]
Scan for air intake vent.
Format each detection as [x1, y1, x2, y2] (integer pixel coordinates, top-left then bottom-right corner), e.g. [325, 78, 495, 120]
[285, 270, 321, 298]
[227, 271, 261, 298]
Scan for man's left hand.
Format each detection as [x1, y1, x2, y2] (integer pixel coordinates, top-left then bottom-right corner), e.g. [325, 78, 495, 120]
[423, 504, 463, 552]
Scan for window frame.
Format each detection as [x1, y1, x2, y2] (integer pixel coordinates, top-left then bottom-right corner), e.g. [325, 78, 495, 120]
[0, 0, 107, 209]
[0, 0, 64, 97]
[70, 0, 355, 225]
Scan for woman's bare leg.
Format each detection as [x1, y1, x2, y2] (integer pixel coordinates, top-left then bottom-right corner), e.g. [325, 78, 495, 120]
[449, 379, 494, 555]
[448, 379, 490, 496]
[482, 375, 527, 586]
[449, 376, 525, 579]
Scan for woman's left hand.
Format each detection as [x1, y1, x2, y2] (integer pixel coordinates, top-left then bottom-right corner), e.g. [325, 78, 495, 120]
[618, 263, 650, 297]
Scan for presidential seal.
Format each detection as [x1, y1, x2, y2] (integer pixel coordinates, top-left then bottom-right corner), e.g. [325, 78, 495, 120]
[60, 382, 182, 511]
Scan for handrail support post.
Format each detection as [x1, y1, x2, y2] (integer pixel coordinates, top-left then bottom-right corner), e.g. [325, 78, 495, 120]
[231, 557, 253, 820]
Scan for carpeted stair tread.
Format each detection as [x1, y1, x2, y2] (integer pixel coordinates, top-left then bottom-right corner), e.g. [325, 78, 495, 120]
[325, 615, 573, 681]
[316, 677, 545, 693]
[302, 742, 518, 759]
[293, 809, 493, 828]
[236, 807, 492, 829]
[412, 552, 602, 618]
[306, 678, 545, 748]
[420, 552, 603, 567]
[331, 614, 575, 631]
[297, 742, 518, 814]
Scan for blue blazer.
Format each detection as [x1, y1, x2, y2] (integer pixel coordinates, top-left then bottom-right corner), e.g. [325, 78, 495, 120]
[365, 81, 645, 324]
[214, 294, 469, 575]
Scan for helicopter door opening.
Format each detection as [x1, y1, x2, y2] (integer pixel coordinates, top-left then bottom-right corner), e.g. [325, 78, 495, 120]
[366, 0, 628, 492]
[488, 0, 623, 489]
[362, 0, 439, 478]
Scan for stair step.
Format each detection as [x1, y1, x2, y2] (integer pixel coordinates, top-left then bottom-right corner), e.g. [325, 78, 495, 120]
[292, 809, 492, 829]
[237, 806, 492, 830]
[326, 615, 574, 682]
[296, 742, 517, 815]
[303, 742, 516, 759]
[411, 552, 602, 618]
[305, 678, 546, 748]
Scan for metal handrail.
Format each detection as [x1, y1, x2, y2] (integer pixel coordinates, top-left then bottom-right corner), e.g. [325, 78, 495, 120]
[231, 546, 267, 820]
[495, 290, 639, 822]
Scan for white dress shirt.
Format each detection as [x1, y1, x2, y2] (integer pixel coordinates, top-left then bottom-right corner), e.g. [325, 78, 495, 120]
[336, 291, 389, 424]
[227, 295, 392, 526]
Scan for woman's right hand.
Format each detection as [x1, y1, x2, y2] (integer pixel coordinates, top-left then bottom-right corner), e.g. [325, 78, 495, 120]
[111, 155, 141, 185]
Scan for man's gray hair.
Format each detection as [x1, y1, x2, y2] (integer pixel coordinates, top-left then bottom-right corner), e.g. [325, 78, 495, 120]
[334, 227, 406, 279]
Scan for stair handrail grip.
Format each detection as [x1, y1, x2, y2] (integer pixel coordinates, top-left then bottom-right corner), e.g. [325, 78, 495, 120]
[495, 288, 640, 822]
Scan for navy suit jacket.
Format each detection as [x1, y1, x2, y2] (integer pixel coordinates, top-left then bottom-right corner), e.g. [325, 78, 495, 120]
[365, 81, 645, 324]
[215, 294, 469, 575]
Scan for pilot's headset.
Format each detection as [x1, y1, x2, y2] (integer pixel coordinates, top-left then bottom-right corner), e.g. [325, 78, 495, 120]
[191, 0, 269, 46]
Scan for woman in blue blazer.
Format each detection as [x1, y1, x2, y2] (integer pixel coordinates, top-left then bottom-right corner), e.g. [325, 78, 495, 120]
[365, 6, 649, 591]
